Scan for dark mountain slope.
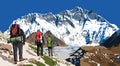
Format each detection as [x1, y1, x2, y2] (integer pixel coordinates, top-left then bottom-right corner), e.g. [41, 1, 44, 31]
[102, 30, 120, 48]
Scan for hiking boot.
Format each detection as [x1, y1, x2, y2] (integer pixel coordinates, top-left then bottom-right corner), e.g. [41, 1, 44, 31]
[19, 58, 26, 61]
[14, 61, 17, 64]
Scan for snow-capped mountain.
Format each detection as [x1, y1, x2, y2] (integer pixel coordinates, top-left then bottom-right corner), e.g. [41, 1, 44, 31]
[5, 7, 119, 46]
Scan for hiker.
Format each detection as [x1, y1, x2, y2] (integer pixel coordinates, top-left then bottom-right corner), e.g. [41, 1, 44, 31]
[35, 30, 44, 56]
[10, 22, 26, 64]
[46, 35, 54, 56]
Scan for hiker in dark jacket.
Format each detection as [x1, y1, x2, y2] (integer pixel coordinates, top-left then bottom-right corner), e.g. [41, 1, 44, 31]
[35, 30, 43, 56]
[10, 22, 26, 64]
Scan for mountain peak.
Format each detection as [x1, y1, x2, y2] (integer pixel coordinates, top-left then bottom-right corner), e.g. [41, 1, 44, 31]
[73, 6, 83, 12]
[5, 7, 119, 46]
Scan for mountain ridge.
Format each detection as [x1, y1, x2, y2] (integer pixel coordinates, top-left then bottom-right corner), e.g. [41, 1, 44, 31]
[102, 29, 120, 48]
[4, 6, 119, 46]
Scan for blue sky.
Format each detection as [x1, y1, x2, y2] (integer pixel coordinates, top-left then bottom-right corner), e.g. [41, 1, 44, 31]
[0, 0, 120, 32]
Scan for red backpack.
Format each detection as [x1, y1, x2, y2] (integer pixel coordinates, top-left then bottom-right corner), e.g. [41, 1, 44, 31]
[11, 24, 19, 36]
[35, 31, 42, 41]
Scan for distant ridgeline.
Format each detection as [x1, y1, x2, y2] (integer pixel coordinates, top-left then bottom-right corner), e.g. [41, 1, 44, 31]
[102, 29, 120, 48]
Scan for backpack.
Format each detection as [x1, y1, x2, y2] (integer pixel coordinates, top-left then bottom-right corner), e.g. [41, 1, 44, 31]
[18, 28, 25, 43]
[11, 24, 19, 36]
[35, 31, 42, 41]
[51, 39, 55, 45]
[47, 36, 53, 47]
[18, 28, 24, 36]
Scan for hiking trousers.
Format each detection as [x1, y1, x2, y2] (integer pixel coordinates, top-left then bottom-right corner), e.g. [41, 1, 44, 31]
[37, 43, 43, 56]
[48, 47, 53, 56]
[12, 42, 23, 61]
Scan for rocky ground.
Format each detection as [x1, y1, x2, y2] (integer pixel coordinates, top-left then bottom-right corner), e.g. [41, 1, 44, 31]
[0, 43, 120, 66]
[0, 30, 120, 66]
[81, 44, 120, 66]
[0, 43, 73, 66]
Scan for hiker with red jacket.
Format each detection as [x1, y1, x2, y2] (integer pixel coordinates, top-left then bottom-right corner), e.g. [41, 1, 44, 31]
[10, 22, 26, 64]
[35, 30, 44, 56]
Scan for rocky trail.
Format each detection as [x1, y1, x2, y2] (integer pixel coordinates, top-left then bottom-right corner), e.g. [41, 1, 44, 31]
[0, 43, 73, 66]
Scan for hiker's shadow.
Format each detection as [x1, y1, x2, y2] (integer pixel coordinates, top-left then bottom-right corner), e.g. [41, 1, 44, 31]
[0, 54, 14, 64]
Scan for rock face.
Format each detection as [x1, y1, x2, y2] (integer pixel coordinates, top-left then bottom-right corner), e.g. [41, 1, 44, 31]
[81, 45, 120, 66]
[110, 44, 120, 54]
[102, 30, 120, 48]
[26, 32, 36, 45]
[81, 30, 120, 66]
[44, 31, 67, 47]
[0, 44, 12, 55]
[26, 31, 67, 47]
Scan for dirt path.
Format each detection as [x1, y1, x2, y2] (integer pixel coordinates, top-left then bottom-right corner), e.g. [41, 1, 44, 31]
[0, 43, 47, 66]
